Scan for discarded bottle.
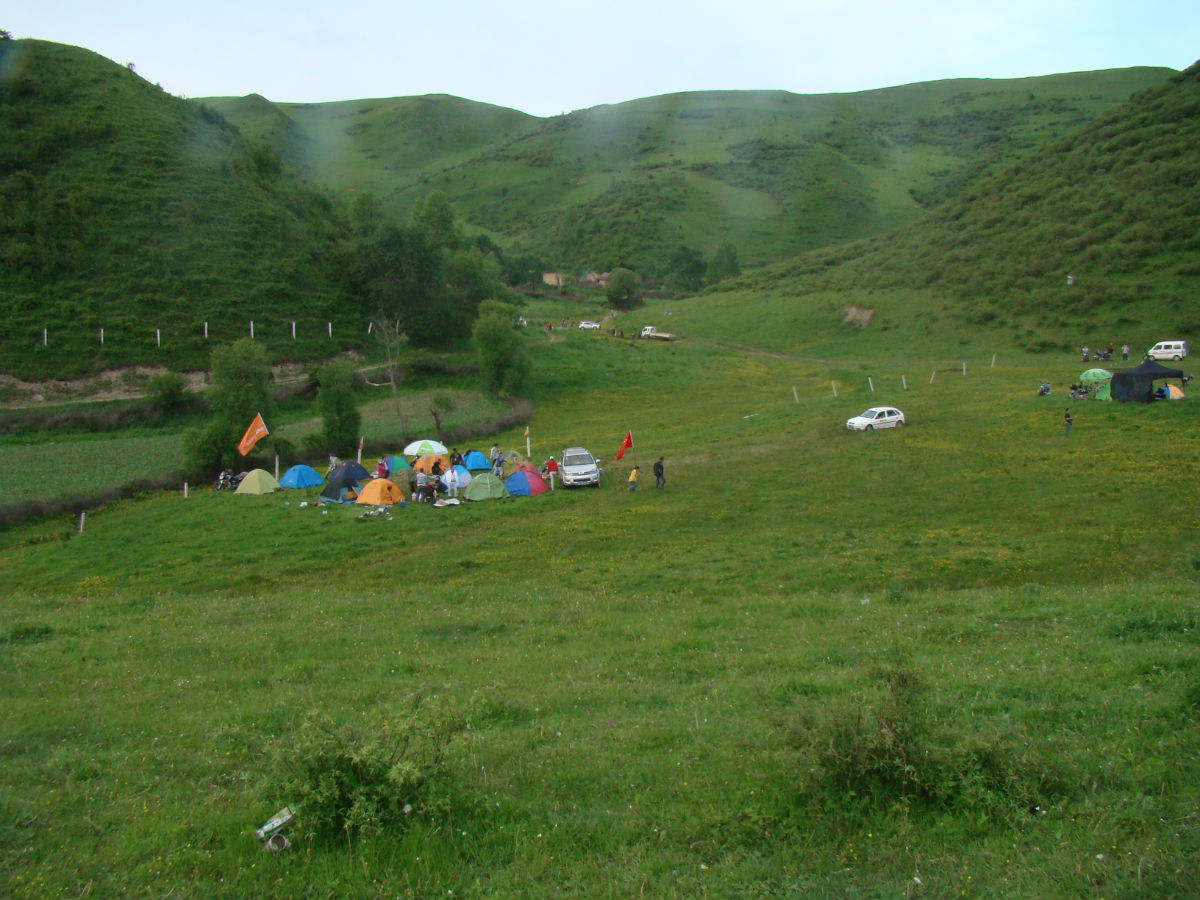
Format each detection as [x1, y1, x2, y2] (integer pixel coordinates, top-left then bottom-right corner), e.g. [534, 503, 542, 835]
[255, 806, 295, 840]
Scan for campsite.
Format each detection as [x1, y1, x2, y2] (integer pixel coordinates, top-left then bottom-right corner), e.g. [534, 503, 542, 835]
[1, 38, 1199, 900]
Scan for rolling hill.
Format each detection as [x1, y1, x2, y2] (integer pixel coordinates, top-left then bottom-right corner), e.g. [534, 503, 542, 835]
[205, 68, 1172, 274]
[0, 39, 359, 379]
[693, 60, 1200, 355]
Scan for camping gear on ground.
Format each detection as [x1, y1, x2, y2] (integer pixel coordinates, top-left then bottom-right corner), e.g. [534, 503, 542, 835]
[279, 464, 323, 489]
[462, 472, 510, 501]
[1111, 359, 1187, 403]
[355, 478, 405, 506]
[1037, 383, 1051, 396]
[412, 454, 451, 474]
[504, 469, 550, 497]
[404, 439, 449, 456]
[235, 469, 280, 495]
[461, 450, 491, 470]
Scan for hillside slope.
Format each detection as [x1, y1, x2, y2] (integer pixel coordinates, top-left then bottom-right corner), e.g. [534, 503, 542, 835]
[206, 69, 1171, 274]
[0, 39, 359, 379]
[732, 60, 1200, 352]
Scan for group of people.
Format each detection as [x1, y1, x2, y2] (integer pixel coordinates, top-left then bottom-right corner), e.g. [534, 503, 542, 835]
[1080, 343, 1130, 362]
[627, 457, 666, 491]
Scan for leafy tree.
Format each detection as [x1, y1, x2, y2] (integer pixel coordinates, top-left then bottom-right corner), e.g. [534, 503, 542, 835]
[0, 30, 12, 41]
[473, 300, 529, 396]
[145, 371, 188, 416]
[183, 338, 274, 476]
[664, 244, 706, 294]
[606, 267, 640, 310]
[410, 191, 462, 250]
[317, 358, 361, 456]
[350, 223, 448, 346]
[707, 242, 741, 284]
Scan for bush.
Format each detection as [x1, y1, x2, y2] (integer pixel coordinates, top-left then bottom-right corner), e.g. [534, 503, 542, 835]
[265, 697, 471, 843]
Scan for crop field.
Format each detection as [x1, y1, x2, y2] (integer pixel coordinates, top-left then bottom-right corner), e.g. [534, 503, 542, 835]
[1, 299, 1198, 898]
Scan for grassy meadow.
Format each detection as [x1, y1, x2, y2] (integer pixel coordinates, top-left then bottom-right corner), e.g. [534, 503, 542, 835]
[2, 297, 1198, 898]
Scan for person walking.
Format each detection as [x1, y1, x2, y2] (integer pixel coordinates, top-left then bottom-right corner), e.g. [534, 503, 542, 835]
[653, 456, 665, 489]
[627, 465, 640, 491]
[1064, 408, 1073, 437]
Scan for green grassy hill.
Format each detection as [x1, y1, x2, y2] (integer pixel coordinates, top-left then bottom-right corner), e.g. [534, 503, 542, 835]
[683, 61, 1200, 356]
[206, 68, 1171, 275]
[0, 39, 360, 379]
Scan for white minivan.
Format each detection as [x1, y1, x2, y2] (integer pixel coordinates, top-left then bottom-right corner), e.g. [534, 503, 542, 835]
[1147, 340, 1188, 361]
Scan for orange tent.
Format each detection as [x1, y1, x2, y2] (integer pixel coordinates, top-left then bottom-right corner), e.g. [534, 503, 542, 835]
[412, 454, 450, 474]
[355, 478, 405, 505]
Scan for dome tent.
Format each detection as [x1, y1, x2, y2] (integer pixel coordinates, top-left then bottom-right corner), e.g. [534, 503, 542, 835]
[1111, 360, 1186, 403]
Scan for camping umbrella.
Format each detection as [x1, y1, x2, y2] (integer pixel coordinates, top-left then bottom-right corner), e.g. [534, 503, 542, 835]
[404, 439, 449, 456]
[279, 464, 322, 488]
[504, 469, 549, 497]
[1080, 368, 1113, 383]
[462, 472, 510, 501]
[412, 454, 451, 474]
[235, 469, 280, 494]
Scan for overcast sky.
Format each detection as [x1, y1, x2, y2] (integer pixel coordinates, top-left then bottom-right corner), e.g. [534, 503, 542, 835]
[7, 1, 1199, 117]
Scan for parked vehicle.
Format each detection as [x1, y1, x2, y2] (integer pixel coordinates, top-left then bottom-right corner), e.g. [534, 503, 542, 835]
[578, 320, 601, 330]
[639, 326, 676, 340]
[1147, 340, 1188, 361]
[845, 407, 906, 431]
[559, 447, 601, 486]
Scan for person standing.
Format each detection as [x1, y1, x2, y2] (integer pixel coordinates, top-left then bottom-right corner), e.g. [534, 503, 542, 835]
[1064, 408, 1073, 437]
[628, 465, 640, 491]
[1122, 343, 1130, 360]
[442, 464, 459, 498]
[543, 456, 558, 488]
[653, 456, 665, 489]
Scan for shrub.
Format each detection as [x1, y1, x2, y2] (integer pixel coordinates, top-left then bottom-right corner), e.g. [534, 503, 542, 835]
[265, 697, 471, 843]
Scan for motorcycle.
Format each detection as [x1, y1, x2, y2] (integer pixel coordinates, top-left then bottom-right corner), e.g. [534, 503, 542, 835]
[214, 469, 247, 491]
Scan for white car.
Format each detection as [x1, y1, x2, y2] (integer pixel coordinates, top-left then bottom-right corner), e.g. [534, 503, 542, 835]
[578, 320, 601, 330]
[559, 447, 601, 486]
[846, 406, 906, 430]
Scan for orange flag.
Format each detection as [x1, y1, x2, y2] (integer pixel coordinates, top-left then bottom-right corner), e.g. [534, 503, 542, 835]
[616, 430, 633, 460]
[237, 413, 269, 456]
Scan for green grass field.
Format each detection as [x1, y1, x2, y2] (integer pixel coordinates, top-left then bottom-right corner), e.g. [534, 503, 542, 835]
[2, 304, 1197, 898]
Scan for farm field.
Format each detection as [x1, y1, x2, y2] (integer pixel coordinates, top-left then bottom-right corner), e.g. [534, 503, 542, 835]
[2, 313, 1198, 898]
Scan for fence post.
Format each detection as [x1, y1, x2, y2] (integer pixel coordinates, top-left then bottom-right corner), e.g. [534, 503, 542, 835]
[831, 381, 838, 398]
[99, 328, 104, 345]
[902, 374, 907, 390]
[929, 370, 936, 384]
[183, 482, 188, 499]
[328, 322, 332, 338]
[42, 328, 47, 347]
[868, 377, 874, 393]
[250, 320, 254, 339]
[291, 321, 296, 340]
[78, 511, 85, 534]
[204, 321, 208, 340]
[991, 353, 996, 368]
[962, 362, 967, 376]
[156, 329, 161, 348]
[792, 385, 799, 403]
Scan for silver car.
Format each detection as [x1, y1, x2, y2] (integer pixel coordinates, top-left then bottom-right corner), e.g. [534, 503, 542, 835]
[559, 447, 601, 486]
[846, 406, 906, 430]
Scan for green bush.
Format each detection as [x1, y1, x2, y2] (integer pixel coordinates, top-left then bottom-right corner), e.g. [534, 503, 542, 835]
[265, 698, 471, 843]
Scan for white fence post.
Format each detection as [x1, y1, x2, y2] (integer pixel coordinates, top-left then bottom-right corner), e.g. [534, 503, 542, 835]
[99, 328, 104, 345]
[204, 321, 208, 340]
[792, 386, 799, 403]
[929, 370, 936, 384]
[291, 321, 296, 339]
[868, 377, 874, 393]
[902, 375, 907, 390]
[250, 320, 254, 339]
[831, 381, 838, 398]
[156, 329, 161, 348]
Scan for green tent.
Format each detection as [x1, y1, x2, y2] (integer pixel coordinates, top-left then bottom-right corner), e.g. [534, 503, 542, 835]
[462, 472, 509, 501]
[235, 469, 280, 494]
[1093, 382, 1112, 401]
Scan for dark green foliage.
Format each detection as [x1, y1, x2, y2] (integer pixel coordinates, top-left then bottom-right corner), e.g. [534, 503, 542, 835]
[144, 372, 188, 415]
[784, 667, 1068, 825]
[266, 699, 469, 843]
[472, 302, 529, 396]
[606, 268, 639, 310]
[183, 338, 273, 475]
[316, 358, 361, 457]
[707, 241, 741, 284]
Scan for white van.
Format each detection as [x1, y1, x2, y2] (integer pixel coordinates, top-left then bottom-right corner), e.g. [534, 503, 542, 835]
[1147, 340, 1188, 361]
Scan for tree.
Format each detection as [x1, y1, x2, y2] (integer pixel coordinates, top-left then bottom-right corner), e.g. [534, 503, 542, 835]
[707, 242, 741, 284]
[664, 244, 706, 295]
[409, 191, 462, 250]
[370, 312, 410, 440]
[351, 223, 448, 346]
[606, 267, 639, 310]
[183, 338, 274, 476]
[473, 301, 529, 397]
[317, 359, 361, 456]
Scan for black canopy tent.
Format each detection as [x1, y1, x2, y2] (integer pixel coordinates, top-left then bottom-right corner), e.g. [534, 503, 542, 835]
[1110, 359, 1186, 403]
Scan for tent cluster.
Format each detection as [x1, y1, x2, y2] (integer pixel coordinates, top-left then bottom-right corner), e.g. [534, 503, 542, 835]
[1067, 361, 1189, 403]
[227, 441, 552, 507]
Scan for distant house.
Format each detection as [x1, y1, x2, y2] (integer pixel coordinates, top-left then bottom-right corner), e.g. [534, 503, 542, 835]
[580, 271, 610, 287]
[542, 272, 566, 288]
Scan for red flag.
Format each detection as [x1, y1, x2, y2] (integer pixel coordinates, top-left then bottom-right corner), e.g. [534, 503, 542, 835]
[524, 426, 530, 437]
[616, 430, 633, 460]
[237, 413, 269, 456]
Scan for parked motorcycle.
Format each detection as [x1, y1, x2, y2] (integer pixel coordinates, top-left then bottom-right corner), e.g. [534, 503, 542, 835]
[214, 469, 247, 491]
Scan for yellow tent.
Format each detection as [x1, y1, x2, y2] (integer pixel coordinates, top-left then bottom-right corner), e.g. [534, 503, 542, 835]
[355, 478, 405, 505]
[411, 454, 450, 474]
[235, 469, 279, 494]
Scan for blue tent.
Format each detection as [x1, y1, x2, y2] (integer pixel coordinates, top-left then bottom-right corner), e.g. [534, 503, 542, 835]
[279, 464, 322, 488]
[462, 450, 491, 470]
